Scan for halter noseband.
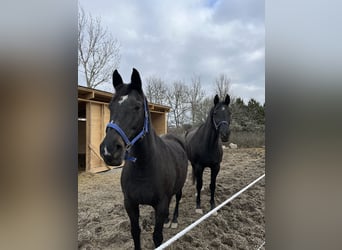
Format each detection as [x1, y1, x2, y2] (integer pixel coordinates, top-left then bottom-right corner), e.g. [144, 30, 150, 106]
[106, 98, 149, 162]
[213, 118, 229, 130]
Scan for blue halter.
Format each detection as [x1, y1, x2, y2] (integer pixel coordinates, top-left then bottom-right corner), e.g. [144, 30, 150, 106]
[106, 98, 149, 162]
[213, 119, 229, 130]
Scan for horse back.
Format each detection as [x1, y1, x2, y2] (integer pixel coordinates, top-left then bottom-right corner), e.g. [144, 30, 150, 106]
[161, 133, 186, 152]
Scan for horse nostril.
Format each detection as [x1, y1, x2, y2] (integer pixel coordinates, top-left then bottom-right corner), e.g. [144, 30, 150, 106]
[101, 145, 111, 157]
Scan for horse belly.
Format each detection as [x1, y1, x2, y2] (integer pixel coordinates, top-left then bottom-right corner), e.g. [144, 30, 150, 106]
[189, 145, 222, 167]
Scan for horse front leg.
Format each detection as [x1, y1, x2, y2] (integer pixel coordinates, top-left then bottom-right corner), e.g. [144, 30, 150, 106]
[124, 199, 141, 250]
[210, 165, 220, 213]
[195, 166, 204, 214]
[153, 198, 169, 247]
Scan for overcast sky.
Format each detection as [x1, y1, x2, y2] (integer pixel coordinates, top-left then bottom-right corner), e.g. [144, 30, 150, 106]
[79, 0, 264, 104]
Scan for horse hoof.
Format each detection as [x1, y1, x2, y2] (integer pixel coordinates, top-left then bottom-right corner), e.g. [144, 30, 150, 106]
[164, 221, 171, 228]
[195, 208, 203, 214]
[171, 222, 178, 229]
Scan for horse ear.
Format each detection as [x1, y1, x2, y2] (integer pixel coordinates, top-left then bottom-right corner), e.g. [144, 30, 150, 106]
[131, 68, 142, 92]
[214, 94, 219, 105]
[113, 69, 123, 89]
[225, 94, 230, 105]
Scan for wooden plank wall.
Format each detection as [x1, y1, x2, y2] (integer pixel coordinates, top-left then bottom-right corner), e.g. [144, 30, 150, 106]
[150, 112, 168, 135]
[86, 102, 110, 173]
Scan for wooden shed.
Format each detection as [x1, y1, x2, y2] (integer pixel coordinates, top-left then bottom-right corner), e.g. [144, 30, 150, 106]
[78, 86, 170, 173]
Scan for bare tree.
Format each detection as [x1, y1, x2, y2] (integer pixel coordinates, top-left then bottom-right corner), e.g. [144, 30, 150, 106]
[196, 97, 213, 124]
[186, 75, 205, 125]
[78, 6, 121, 88]
[166, 81, 190, 128]
[144, 76, 167, 105]
[215, 73, 231, 100]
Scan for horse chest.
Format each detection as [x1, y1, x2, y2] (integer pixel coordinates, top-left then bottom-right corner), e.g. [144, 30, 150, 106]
[121, 172, 160, 205]
[192, 143, 223, 165]
[130, 185, 155, 204]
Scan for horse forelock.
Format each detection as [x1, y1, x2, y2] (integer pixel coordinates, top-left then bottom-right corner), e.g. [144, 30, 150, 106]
[111, 84, 146, 105]
[213, 101, 231, 114]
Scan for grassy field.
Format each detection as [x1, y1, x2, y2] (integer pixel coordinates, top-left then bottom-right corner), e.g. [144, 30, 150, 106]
[228, 130, 265, 148]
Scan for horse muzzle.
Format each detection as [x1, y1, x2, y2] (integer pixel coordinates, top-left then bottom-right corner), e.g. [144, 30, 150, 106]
[99, 136, 125, 166]
[220, 128, 230, 143]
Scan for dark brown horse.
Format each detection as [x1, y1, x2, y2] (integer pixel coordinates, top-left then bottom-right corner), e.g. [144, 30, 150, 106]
[99, 68, 188, 250]
[185, 94, 231, 214]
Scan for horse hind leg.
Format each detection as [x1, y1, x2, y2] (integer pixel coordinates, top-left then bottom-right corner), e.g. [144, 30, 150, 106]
[163, 218, 171, 228]
[163, 200, 171, 228]
[170, 189, 182, 228]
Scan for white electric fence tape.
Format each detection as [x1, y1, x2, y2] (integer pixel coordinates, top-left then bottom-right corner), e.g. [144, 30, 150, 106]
[155, 173, 265, 250]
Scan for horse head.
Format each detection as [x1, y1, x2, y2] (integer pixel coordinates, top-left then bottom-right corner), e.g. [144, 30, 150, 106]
[100, 68, 148, 166]
[212, 94, 231, 142]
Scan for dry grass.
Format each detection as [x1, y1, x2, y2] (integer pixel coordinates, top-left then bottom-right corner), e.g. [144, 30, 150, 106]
[228, 131, 265, 148]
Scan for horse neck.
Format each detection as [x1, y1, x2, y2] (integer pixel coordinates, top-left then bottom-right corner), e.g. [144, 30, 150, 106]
[202, 110, 220, 146]
[129, 111, 158, 166]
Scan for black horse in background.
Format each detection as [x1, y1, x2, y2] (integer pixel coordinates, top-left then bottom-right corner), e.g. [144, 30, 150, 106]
[185, 94, 231, 214]
[99, 69, 188, 250]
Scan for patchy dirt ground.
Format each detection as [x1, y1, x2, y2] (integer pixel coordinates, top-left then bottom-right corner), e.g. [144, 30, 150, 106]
[78, 148, 265, 250]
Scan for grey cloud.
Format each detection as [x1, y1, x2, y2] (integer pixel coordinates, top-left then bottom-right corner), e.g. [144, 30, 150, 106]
[79, 0, 264, 104]
[212, 0, 264, 24]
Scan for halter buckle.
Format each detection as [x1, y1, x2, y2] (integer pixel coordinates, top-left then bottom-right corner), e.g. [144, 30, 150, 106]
[126, 144, 132, 151]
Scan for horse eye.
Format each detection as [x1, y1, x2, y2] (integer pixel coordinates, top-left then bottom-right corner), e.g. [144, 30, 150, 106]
[134, 106, 141, 111]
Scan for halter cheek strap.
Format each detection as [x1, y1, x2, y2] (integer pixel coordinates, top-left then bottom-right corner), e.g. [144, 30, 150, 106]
[106, 98, 149, 162]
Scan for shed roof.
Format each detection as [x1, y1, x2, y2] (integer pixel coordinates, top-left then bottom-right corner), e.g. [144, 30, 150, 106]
[78, 85, 170, 113]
